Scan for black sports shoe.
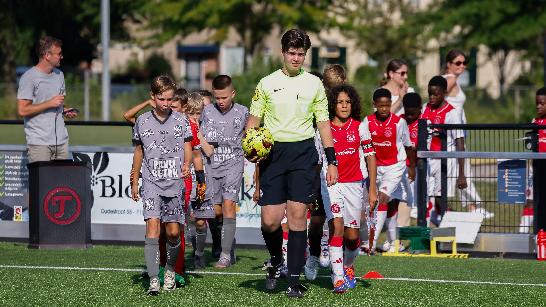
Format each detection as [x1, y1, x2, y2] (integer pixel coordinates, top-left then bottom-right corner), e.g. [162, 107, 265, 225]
[286, 284, 308, 298]
[265, 262, 282, 291]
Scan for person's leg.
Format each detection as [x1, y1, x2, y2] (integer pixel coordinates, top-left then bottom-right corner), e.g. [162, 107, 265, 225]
[339, 182, 363, 290]
[281, 217, 289, 267]
[307, 164, 326, 260]
[285, 201, 308, 288]
[328, 217, 345, 285]
[162, 195, 184, 290]
[261, 203, 287, 291]
[210, 177, 223, 259]
[216, 199, 236, 267]
[159, 223, 167, 267]
[144, 218, 161, 295]
[194, 218, 208, 268]
[216, 171, 243, 268]
[142, 190, 162, 295]
[397, 202, 410, 226]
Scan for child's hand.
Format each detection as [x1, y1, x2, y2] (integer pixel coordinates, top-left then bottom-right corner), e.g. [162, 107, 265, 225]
[457, 174, 467, 190]
[408, 167, 416, 182]
[131, 183, 140, 202]
[182, 163, 191, 178]
[368, 184, 378, 209]
[253, 187, 260, 203]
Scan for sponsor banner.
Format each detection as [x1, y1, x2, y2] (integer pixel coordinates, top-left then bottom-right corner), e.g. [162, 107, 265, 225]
[0, 149, 262, 228]
[73, 152, 145, 225]
[0, 151, 29, 222]
[497, 159, 527, 204]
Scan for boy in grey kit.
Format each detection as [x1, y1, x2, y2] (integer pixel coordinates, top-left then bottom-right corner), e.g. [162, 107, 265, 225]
[131, 75, 193, 295]
[200, 75, 248, 268]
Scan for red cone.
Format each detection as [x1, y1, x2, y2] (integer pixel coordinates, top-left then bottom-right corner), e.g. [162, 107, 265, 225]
[362, 271, 384, 279]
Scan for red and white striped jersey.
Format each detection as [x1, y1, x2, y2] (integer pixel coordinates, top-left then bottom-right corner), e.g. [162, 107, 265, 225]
[330, 118, 375, 182]
[532, 117, 546, 152]
[363, 113, 411, 166]
[422, 102, 464, 151]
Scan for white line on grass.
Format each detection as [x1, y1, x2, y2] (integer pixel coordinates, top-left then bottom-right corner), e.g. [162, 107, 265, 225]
[1, 264, 545, 288]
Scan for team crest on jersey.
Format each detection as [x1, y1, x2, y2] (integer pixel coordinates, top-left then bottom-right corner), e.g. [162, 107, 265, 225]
[434, 116, 442, 124]
[347, 133, 356, 142]
[410, 130, 418, 139]
[384, 129, 392, 137]
[233, 117, 242, 129]
[173, 125, 183, 138]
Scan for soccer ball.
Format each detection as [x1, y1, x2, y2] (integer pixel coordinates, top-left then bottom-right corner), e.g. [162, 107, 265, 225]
[242, 127, 274, 159]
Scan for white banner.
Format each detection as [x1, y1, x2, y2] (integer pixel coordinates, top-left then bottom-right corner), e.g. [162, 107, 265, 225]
[73, 152, 262, 227]
[73, 152, 144, 225]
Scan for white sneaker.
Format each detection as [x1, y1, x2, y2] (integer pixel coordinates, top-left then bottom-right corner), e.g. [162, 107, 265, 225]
[471, 207, 494, 219]
[304, 256, 319, 281]
[163, 270, 176, 291]
[381, 241, 391, 252]
[147, 277, 160, 295]
[359, 241, 370, 255]
[319, 246, 330, 268]
[387, 241, 406, 253]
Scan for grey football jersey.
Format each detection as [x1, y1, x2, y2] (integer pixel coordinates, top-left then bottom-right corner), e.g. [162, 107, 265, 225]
[200, 103, 248, 176]
[133, 110, 193, 197]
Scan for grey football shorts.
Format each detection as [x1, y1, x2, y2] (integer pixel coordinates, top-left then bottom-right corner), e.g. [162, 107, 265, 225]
[211, 171, 243, 205]
[141, 189, 185, 224]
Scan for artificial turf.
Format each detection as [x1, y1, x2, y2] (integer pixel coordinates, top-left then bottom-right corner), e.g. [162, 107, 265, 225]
[0, 242, 545, 306]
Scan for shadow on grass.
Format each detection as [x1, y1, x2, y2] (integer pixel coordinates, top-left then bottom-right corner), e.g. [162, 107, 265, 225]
[238, 278, 290, 294]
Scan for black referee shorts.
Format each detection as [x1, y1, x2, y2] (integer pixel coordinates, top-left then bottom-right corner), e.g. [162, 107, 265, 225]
[310, 163, 326, 217]
[258, 138, 319, 206]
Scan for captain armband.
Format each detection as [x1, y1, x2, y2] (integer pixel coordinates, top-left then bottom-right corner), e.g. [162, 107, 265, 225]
[361, 139, 375, 156]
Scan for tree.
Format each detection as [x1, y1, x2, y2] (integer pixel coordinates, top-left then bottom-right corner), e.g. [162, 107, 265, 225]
[0, 0, 142, 83]
[138, 0, 336, 69]
[336, 0, 426, 79]
[417, 0, 546, 94]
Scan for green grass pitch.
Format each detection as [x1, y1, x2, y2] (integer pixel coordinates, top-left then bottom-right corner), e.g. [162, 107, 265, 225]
[0, 242, 545, 306]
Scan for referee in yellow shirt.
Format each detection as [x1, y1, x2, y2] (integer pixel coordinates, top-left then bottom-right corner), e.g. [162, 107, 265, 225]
[246, 28, 338, 298]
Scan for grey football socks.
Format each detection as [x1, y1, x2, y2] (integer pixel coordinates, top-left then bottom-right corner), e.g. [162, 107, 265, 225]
[195, 227, 207, 257]
[220, 217, 236, 260]
[145, 237, 160, 279]
[165, 237, 181, 272]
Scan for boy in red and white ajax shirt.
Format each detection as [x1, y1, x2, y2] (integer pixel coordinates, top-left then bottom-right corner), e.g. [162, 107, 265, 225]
[421, 76, 466, 224]
[320, 84, 377, 293]
[362, 88, 415, 253]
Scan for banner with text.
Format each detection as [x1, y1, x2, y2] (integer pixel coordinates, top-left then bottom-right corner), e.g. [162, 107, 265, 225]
[0, 150, 262, 227]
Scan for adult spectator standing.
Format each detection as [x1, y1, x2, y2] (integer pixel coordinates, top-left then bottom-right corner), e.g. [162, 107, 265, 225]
[442, 49, 490, 218]
[246, 28, 338, 298]
[17, 36, 77, 163]
[380, 59, 414, 116]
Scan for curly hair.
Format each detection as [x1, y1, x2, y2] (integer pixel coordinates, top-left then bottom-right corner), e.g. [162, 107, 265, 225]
[327, 84, 362, 121]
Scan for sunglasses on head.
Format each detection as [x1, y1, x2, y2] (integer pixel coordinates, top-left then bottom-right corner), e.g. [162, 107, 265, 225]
[452, 60, 467, 66]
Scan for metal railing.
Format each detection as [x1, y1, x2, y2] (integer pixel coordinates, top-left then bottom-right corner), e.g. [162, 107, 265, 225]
[416, 120, 546, 234]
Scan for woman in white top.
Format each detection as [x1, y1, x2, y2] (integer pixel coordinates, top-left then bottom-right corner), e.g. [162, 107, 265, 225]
[442, 49, 492, 219]
[381, 59, 414, 116]
[443, 49, 467, 123]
